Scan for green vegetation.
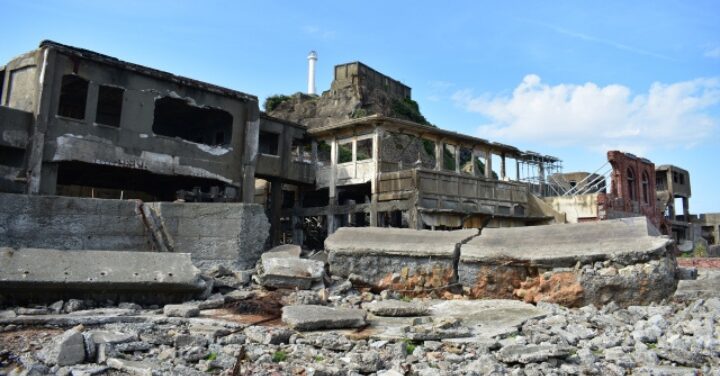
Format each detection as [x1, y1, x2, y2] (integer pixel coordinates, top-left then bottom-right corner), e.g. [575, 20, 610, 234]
[314, 355, 325, 362]
[401, 338, 419, 355]
[400, 295, 413, 302]
[350, 108, 369, 118]
[694, 242, 708, 257]
[272, 351, 287, 363]
[647, 343, 657, 349]
[264, 94, 291, 111]
[391, 98, 432, 126]
[338, 142, 353, 163]
[205, 352, 217, 361]
[475, 159, 499, 179]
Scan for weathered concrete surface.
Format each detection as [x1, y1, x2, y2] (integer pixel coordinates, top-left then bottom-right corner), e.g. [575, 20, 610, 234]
[0, 193, 270, 271]
[0, 248, 205, 304]
[0, 193, 151, 251]
[459, 217, 676, 307]
[144, 202, 270, 270]
[258, 256, 325, 290]
[282, 305, 367, 331]
[363, 300, 429, 317]
[674, 269, 720, 301]
[326, 227, 477, 292]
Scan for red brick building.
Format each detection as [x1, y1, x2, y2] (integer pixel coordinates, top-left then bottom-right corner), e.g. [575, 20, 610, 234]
[597, 151, 661, 229]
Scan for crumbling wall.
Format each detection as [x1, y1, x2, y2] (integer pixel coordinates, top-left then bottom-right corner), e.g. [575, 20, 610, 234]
[0, 192, 152, 251]
[0, 193, 270, 271]
[380, 132, 436, 170]
[145, 202, 269, 270]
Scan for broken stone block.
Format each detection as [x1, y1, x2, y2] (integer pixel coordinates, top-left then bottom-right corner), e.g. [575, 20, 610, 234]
[326, 227, 477, 292]
[496, 344, 573, 364]
[42, 327, 86, 366]
[244, 326, 293, 345]
[282, 305, 367, 331]
[364, 300, 429, 317]
[163, 304, 200, 318]
[459, 217, 676, 307]
[106, 358, 155, 376]
[259, 256, 325, 290]
[261, 244, 302, 261]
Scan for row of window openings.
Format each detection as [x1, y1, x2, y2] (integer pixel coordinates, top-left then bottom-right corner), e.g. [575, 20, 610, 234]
[626, 168, 651, 204]
[57, 75, 233, 147]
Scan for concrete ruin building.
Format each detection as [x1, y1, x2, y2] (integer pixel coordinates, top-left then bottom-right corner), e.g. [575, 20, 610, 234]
[544, 151, 661, 227]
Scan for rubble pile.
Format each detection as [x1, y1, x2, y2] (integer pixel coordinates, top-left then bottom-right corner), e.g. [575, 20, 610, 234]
[1, 267, 719, 375]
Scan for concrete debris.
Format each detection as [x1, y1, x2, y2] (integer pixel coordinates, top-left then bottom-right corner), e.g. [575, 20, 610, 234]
[364, 300, 429, 317]
[0, 247, 206, 305]
[282, 305, 367, 331]
[258, 251, 325, 290]
[163, 304, 200, 318]
[326, 227, 477, 292]
[39, 326, 86, 366]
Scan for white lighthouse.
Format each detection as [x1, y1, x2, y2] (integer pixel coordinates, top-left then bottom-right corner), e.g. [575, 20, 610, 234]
[307, 50, 317, 95]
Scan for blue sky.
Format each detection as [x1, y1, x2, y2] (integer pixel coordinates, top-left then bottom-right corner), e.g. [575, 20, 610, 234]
[1, 0, 718, 212]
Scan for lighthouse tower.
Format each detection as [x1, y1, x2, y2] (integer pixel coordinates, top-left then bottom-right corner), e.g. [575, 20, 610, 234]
[307, 51, 317, 95]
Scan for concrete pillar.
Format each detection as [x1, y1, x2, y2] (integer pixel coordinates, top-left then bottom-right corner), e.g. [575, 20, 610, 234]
[454, 145, 460, 174]
[327, 137, 338, 234]
[682, 197, 690, 219]
[311, 140, 318, 165]
[434, 139, 443, 171]
[291, 189, 304, 246]
[516, 159, 520, 181]
[26, 48, 57, 194]
[370, 129, 381, 227]
[500, 154, 506, 180]
[39, 163, 58, 195]
[241, 106, 260, 203]
[470, 149, 478, 176]
[484, 149, 493, 179]
[538, 163, 546, 196]
[85, 83, 99, 124]
[269, 179, 283, 246]
[669, 202, 676, 221]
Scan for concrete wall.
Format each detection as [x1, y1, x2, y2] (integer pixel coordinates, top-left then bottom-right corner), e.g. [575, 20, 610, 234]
[145, 202, 269, 270]
[0, 192, 152, 251]
[543, 194, 599, 223]
[0, 193, 270, 270]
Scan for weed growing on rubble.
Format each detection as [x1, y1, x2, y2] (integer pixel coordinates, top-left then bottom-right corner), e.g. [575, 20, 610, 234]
[206, 352, 217, 361]
[272, 351, 288, 363]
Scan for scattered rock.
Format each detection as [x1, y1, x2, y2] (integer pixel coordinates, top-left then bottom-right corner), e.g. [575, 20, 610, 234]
[163, 304, 199, 318]
[364, 299, 428, 316]
[282, 305, 366, 330]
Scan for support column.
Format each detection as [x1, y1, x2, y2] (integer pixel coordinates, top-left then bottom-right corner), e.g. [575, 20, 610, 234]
[454, 145, 460, 174]
[538, 163, 546, 196]
[516, 159, 520, 181]
[370, 129, 381, 227]
[241, 107, 260, 203]
[484, 149, 493, 179]
[269, 179, 283, 246]
[434, 139, 443, 171]
[291, 189, 304, 246]
[327, 137, 338, 234]
[26, 48, 57, 194]
[470, 148, 478, 176]
[682, 197, 690, 219]
[500, 153, 506, 180]
[39, 162, 58, 195]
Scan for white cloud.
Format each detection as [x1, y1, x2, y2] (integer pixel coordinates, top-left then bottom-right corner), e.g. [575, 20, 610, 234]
[452, 75, 720, 154]
[704, 46, 720, 59]
[302, 25, 336, 40]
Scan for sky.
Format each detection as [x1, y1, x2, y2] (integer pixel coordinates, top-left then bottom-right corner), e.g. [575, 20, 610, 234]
[1, 0, 718, 212]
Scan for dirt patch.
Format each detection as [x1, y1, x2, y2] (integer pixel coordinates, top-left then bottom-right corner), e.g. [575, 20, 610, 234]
[678, 258, 720, 269]
[514, 272, 584, 308]
[376, 265, 455, 297]
[466, 264, 534, 299]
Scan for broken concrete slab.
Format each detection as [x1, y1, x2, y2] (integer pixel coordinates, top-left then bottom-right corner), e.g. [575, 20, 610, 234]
[363, 300, 429, 317]
[163, 304, 200, 318]
[326, 227, 477, 291]
[261, 244, 302, 261]
[0, 248, 206, 304]
[40, 327, 86, 366]
[674, 269, 720, 301]
[282, 305, 367, 331]
[496, 343, 573, 364]
[107, 358, 156, 376]
[458, 217, 676, 307]
[259, 256, 325, 290]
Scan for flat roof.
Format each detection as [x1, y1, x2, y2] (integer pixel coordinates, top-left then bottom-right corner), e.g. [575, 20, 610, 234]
[308, 114, 560, 163]
[657, 164, 689, 173]
[39, 40, 257, 103]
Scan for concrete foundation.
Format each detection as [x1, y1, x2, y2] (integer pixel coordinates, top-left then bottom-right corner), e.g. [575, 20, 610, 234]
[0, 248, 205, 304]
[325, 227, 477, 292]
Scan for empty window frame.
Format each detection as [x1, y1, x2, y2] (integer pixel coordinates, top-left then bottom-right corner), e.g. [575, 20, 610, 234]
[443, 143, 457, 171]
[57, 75, 89, 119]
[459, 147, 472, 174]
[317, 141, 331, 165]
[356, 138, 372, 161]
[95, 85, 123, 127]
[627, 167, 637, 201]
[641, 171, 650, 204]
[152, 97, 233, 146]
[259, 131, 279, 155]
[338, 141, 353, 164]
